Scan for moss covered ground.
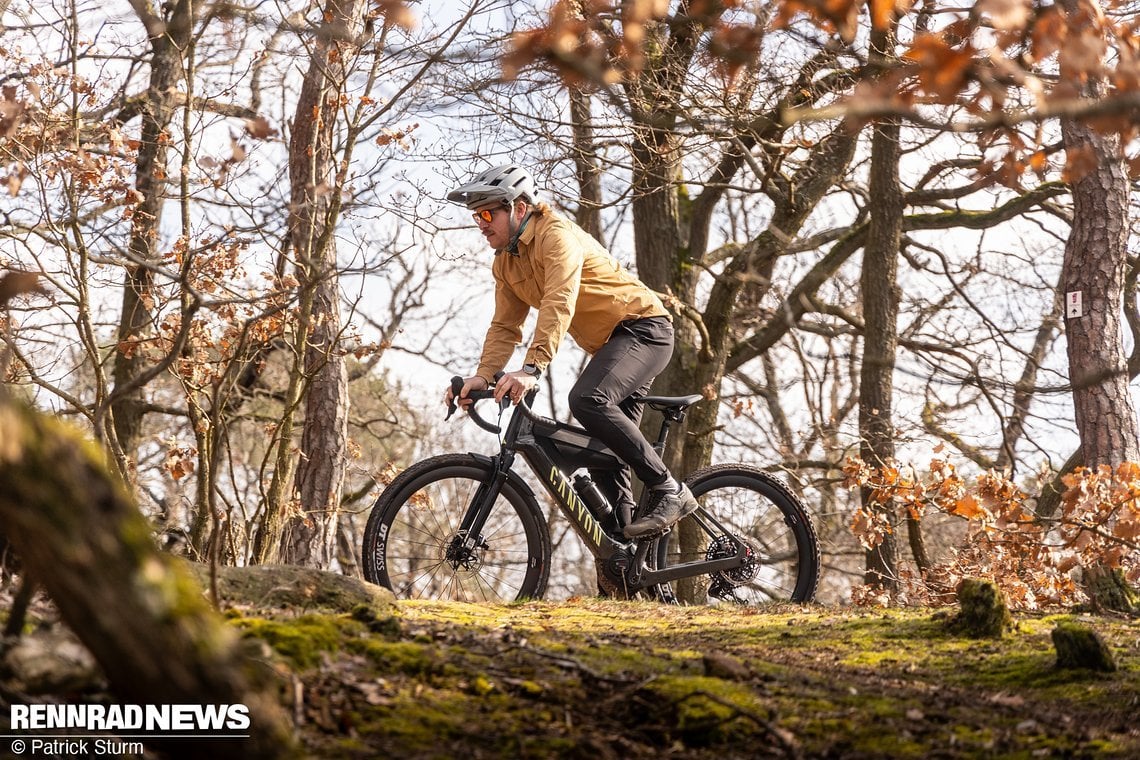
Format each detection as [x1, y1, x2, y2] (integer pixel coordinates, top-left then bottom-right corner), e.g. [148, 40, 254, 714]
[230, 600, 1140, 758]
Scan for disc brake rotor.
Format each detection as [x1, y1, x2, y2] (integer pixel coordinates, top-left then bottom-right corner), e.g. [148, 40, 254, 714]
[444, 532, 488, 572]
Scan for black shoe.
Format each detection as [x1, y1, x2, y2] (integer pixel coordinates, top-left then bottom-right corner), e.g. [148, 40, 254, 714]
[624, 485, 699, 539]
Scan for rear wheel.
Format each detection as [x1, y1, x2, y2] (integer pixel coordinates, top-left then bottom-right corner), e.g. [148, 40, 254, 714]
[362, 454, 550, 601]
[654, 464, 819, 604]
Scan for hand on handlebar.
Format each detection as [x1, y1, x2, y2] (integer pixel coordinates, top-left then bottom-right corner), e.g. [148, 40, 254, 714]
[494, 370, 540, 406]
[444, 375, 488, 418]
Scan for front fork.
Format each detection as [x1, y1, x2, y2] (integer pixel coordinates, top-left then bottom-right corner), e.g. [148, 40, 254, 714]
[453, 450, 516, 558]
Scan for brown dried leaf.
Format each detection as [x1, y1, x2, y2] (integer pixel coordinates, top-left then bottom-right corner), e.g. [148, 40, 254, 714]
[904, 33, 976, 104]
[1058, 26, 1107, 82]
[0, 270, 44, 306]
[244, 116, 276, 140]
[1062, 144, 1098, 184]
[1028, 7, 1067, 63]
[230, 137, 247, 163]
[869, 0, 895, 31]
[372, 0, 416, 31]
[950, 493, 987, 520]
[0, 98, 25, 137]
[975, 0, 1031, 32]
[6, 167, 25, 197]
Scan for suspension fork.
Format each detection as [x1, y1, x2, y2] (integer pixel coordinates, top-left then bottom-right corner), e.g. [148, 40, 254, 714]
[455, 447, 517, 552]
[452, 385, 533, 553]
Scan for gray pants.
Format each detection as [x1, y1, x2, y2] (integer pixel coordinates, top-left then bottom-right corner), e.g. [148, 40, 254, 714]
[568, 316, 675, 508]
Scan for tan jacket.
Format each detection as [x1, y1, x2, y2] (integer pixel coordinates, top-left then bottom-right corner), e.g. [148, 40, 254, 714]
[475, 209, 669, 382]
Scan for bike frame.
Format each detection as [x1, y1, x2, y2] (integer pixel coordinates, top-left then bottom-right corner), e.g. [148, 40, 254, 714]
[454, 389, 756, 592]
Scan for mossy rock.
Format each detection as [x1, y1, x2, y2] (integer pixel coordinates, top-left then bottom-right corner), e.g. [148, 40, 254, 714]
[0, 628, 102, 694]
[1052, 622, 1117, 673]
[186, 563, 396, 615]
[945, 578, 1012, 638]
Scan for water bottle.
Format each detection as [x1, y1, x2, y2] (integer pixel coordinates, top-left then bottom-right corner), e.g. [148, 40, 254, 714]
[573, 474, 614, 527]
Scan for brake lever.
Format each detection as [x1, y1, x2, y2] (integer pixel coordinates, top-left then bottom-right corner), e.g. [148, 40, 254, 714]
[492, 370, 511, 413]
[445, 375, 464, 421]
[446, 371, 513, 422]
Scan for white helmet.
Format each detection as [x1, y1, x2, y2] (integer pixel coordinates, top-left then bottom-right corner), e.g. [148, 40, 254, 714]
[447, 164, 538, 208]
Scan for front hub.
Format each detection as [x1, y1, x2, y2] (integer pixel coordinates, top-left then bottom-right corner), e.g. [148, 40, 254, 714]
[444, 532, 488, 571]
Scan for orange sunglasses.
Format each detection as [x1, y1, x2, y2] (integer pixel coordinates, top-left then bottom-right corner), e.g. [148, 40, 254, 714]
[472, 207, 499, 224]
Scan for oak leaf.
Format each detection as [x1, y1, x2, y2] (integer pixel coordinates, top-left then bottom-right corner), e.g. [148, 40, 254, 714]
[244, 116, 276, 140]
[950, 493, 986, 520]
[975, 0, 1031, 32]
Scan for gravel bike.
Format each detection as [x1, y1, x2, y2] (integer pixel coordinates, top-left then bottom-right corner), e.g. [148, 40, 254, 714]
[361, 377, 820, 604]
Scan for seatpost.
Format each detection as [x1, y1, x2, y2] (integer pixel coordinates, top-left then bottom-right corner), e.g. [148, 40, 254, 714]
[652, 405, 688, 456]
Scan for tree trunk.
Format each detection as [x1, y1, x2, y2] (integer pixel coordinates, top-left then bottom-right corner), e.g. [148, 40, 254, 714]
[1059, 96, 1139, 467]
[107, 0, 196, 480]
[264, 0, 362, 566]
[0, 398, 296, 758]
[1056, 0, 1139, 612]
[568, 86, 603, 242]
[859, 25, 905, 589]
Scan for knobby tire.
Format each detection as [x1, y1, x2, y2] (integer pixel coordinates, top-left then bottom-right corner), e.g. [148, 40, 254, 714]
[361, 454, 551, 602]
[654, 464, 820, 604]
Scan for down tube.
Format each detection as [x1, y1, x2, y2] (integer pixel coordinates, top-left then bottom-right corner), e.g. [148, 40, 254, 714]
[517, 444, 625, 560]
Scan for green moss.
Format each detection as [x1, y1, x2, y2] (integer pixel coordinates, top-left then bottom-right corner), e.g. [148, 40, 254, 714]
[350, 639, 438, 677]
[947, 579, 1013, 638]
[644, 675, 769, 744]
[513, 680, 544, 697]
[236, 614, 353, 668]
[349, 603, 402, 638]
[467, 674, 494, 696]
[1052, 621, 1118, 672]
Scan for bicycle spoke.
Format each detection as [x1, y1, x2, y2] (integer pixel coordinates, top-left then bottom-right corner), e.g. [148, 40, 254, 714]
[654, 465, 819, 605]
[364, 457, 548, 602]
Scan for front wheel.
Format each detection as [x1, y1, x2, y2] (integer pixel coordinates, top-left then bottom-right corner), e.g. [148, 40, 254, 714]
[361, 453, 551, 602]
[654, 464, 820, 604]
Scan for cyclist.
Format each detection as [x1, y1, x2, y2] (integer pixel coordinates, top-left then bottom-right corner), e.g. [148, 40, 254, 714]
[443, 163, 698, 539]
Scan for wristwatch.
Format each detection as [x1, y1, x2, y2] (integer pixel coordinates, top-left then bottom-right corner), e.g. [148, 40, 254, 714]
[521, 363, 542, 379]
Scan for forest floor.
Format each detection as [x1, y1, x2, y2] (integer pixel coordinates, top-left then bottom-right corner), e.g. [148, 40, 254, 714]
[233, 595, 1140, 759]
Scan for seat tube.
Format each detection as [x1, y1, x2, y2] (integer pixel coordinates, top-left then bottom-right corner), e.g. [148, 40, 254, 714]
[653, 418, 671, 457]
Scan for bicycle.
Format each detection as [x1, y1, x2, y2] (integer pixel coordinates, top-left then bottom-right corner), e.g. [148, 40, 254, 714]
[361, 376, 820, 604]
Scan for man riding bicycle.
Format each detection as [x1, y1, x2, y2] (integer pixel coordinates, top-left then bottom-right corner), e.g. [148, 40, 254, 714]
[443, 163, 698, 539]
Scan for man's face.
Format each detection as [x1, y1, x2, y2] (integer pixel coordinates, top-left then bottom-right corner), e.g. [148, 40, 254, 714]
[472, 202, 512, 250]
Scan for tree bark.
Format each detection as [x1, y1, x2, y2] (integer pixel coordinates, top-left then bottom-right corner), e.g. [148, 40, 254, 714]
[1059, 96, 1139, 466]
[263, 0, 362, 566]
[108, 0, 196, 480]
[859, 25, 906, 589]
[568, 86, 603, 242]
[0, 398, 296, 758]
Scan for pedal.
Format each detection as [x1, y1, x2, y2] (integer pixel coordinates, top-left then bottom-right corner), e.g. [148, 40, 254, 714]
[625, 525, 671, 542]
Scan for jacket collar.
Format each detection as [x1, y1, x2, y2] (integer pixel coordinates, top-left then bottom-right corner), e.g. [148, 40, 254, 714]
[498, 209, 539, 256]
